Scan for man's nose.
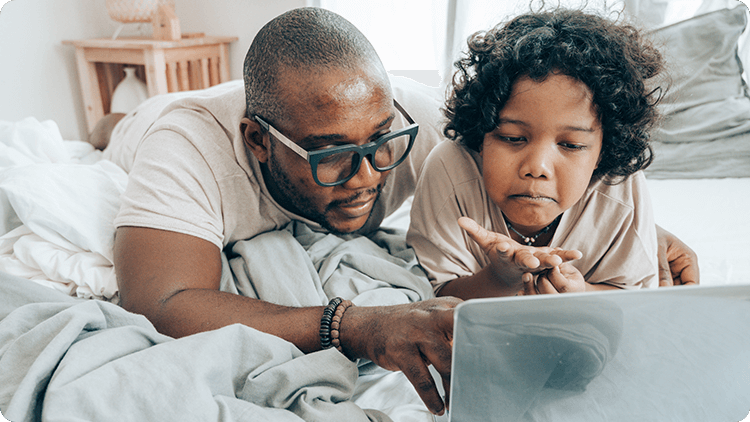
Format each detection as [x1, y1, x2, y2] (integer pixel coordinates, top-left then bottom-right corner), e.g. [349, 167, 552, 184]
[342, 155, 381, 189]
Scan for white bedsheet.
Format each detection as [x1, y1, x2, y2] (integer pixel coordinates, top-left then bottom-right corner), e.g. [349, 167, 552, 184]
[647, 178, 750, 286]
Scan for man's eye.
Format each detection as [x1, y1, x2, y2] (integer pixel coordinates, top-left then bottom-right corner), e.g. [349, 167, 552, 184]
[317, 152, 346, 164]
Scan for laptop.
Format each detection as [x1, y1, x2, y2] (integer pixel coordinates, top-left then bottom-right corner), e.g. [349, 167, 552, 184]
[439, 284, 750, 422]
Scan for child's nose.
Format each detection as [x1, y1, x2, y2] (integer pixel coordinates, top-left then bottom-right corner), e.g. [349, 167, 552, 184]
[520, 144, 553, 179]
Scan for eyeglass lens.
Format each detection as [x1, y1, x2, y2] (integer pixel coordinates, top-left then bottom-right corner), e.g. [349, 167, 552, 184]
[316, 133, 411, 185]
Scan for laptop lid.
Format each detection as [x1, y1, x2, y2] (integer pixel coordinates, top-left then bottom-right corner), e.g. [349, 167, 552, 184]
[447, 284, 750, 422]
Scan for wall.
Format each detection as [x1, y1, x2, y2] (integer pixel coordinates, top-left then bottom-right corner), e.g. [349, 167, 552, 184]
[0, 0, 305, 141]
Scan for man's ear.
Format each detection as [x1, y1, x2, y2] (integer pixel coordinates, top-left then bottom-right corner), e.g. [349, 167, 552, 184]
[240, 116, 270, 163]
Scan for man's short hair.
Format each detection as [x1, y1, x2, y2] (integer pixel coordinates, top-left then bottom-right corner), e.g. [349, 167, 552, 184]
[243, 7, 383, 124]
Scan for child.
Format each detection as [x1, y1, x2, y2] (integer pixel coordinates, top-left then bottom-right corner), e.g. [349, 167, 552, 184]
[407, 8, 665, 299]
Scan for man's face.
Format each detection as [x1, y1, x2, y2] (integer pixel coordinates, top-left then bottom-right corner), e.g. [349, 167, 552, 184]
[254, 66, 396, 234]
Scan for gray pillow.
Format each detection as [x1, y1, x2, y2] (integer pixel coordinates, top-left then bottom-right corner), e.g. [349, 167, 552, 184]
[646, 6, 750, 178]
[652, 6, 750, 143]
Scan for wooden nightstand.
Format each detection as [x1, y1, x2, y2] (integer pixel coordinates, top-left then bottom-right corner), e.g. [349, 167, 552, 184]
[64, 35, 238, 134]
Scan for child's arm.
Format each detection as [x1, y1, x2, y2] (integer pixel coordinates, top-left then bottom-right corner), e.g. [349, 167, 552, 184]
[436, 217, 583, 300]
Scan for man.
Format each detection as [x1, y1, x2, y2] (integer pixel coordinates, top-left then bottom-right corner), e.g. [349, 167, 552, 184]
[103, 7, 698, 417]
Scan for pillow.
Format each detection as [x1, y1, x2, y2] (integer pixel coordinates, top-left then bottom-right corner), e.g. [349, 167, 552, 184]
[646, 6, 750, 178]
[0, 160, 127, 260]
[651, 6, 750, 143]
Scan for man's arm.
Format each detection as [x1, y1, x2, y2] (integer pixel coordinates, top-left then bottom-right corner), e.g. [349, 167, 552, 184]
[115, 226, 458, 415]
[116, 226, 326, 348]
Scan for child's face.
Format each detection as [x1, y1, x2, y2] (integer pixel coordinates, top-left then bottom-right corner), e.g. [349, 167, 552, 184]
[481, 73, 602, 234]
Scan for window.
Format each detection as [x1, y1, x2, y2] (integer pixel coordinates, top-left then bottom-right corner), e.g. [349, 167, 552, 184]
[310, 0, 737, 87]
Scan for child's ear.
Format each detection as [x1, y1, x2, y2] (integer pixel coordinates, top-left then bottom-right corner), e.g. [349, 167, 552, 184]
[240, 116, 270, 163]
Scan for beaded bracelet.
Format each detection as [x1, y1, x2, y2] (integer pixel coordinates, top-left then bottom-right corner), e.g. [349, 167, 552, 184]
[320, 297, 355, 360]
[319, 297, 342, 349]
[330, 299, 353, 355]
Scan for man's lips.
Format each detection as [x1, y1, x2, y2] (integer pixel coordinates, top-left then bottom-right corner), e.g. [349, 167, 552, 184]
[332, 193, 378, 217]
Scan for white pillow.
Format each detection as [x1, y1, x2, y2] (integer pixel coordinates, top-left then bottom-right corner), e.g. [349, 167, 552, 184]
[0, 160, 127, 260]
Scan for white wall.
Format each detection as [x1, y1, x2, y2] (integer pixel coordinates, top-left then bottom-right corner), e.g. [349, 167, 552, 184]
[0, 0, 304, 141]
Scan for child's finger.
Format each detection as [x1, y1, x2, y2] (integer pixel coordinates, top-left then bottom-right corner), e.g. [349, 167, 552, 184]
[546, 266, 571, 293]
[515, 248, 541, 270]
[522, 272, 537, 295]
[536, 271, 559, 294]
[536, 252, 563, 268]
[458, 217, 513, 258]
[457, 217, 491, 248]
[555, 249, 583, 263]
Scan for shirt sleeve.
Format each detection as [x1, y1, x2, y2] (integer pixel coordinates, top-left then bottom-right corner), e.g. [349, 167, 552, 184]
[582, 171, 659, 289]
[407, 142, 488, 293]
[113, 128, 225, 250]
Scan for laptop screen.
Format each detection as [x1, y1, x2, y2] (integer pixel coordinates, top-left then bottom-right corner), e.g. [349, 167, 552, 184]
[447, 284, 750, 422]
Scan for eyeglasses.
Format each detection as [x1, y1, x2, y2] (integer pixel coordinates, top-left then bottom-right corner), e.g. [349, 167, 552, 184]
[254, 100, 419, 187]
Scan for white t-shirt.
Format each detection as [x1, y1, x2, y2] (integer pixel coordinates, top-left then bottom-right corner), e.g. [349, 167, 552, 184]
[407, 141, 659, 293]
[107, 76, 445, 251]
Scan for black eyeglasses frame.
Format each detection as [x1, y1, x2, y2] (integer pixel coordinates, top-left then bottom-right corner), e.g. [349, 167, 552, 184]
[253, 100, 419, 187]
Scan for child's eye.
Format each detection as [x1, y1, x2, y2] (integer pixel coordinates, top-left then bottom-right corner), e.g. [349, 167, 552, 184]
[559, 142, 587, 151]
[499, 136, 526, 144]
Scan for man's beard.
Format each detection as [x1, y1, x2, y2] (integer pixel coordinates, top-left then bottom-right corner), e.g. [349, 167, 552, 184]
[266, 152, 382, 235]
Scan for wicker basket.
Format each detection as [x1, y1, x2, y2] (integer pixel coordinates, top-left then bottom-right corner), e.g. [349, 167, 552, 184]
[105, 0, 175, 23]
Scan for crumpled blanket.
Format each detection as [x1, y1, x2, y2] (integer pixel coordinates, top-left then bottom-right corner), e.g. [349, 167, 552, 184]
[0, 271, 389, 422]
[223, 220, 437, 421]
[226, 221, 434, 307]
[0, 220, 436, 421]
[0, 118, 122, 302]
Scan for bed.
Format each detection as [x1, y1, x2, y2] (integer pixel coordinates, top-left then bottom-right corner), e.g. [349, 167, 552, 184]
[1, 3, 750, 422]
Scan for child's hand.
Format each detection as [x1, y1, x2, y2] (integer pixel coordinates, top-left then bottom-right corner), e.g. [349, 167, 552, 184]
[521, 263, 586, 295]
[458, 217, 582, 287]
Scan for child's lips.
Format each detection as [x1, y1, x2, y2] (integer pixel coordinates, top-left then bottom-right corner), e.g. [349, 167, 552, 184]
[510, 193, 556, 203]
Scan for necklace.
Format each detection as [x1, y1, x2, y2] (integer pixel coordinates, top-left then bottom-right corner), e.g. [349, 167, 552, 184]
[505, 215, 561, 246]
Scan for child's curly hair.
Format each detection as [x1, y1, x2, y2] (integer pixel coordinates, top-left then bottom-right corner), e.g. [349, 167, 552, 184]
[444, 8, 665, 183]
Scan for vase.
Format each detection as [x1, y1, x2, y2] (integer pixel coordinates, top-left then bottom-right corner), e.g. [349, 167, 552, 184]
[110, 67, 149, 114]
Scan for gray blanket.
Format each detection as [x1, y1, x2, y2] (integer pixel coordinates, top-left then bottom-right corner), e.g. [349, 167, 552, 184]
[225, 222, 433, 307]
[0, 223, 435, 422]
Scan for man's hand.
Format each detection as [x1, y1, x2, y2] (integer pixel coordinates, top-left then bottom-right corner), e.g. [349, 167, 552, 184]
[340, 297, 461, 416]
[656, 225, 700, 286]
[458, 217, 582, 288]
